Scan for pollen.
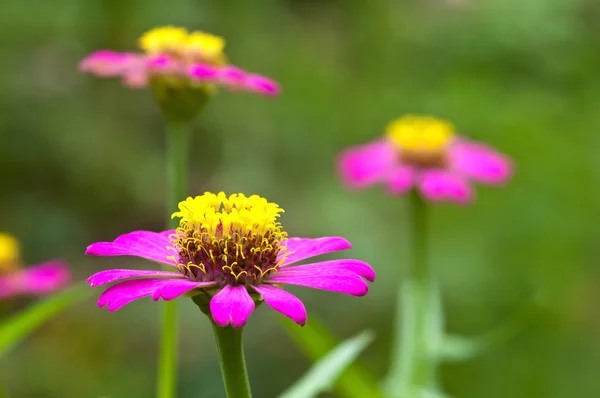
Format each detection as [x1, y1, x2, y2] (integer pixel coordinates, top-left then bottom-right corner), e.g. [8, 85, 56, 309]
[387, 115, 455, 152]
[186, 31, 226, 64]
[0, 233, 20, 274]
[139, 26, 188, 54]
[170, 192, 287, 286]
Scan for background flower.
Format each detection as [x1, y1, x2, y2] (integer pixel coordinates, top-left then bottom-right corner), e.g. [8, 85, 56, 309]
[80, 26, 280, 96]
[0, 233, 71, 299]
[338, 115, 513, 204]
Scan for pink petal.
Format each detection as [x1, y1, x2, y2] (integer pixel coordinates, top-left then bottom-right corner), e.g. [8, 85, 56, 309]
[337, 140, 398, 189]
[146, 54, 177, 71]
[251, 285, 307, 326]
[284, 259, 376, 282]
[97, 279, 172, 311]
[218, 66, 246, 87]
[267, 269, 369, 296]
[122, 70, 149, 88]
[79, 50, 138, 77]
[151, 279, 214, 301]
[244, 74, 281, 96]
[419, 170, 474, 204]
[386, 165, 416, 195]
[86, 230, 176, 266]
[209, 285, 255, 328]
[449, 140, 513, 185]
[188, 63, 219, 81]
[19, 261, 71, 295]
[279, 237, 352, 267]
[0, 275, 19, 299]
[87, 269, 185, 287]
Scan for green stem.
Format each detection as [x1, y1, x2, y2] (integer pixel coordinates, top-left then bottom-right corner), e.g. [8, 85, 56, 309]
[0, 381, 7, 398]
[408, 190, 435, 388]
[211, 323, 252, 398]
[157, 121, 191, 398]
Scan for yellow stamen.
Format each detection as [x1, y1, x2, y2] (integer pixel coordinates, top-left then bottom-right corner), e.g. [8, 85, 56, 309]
[0, 233, 20, 273]
[173, 192, 284, 238]
[139, 26, 188, 54]
[387, 115, 455, 151]
[171, 192, 287, 282]
[186, 31, 226, 64]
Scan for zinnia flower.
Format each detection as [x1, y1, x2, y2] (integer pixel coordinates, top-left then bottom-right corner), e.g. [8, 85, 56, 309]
[338, 115, 512, 204]
[79, 26, 280, 96]
[86, 192, 375, 328]
[0, 233, 71, 299]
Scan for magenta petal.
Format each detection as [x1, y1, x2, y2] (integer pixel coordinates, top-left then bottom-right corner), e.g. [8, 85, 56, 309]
[210, 285, 255, 328]
[188, 63, 219, 80]
[86, 230, 176, 266]
[87, 269, 184, 287]
[280, 237, 352, 266]
[268, 269, 369, 296]
[419, 170, 474, 204]
[251, 285, 307, 326]
[151, 279, 214, 301]
[0, 275, 19, 299]
[244, 74, 281, 96]
[219, 66, 246, 87]
[79, 50, 135, 77]
[97, 279, 171, 311]
[386, 165, 416, 195]
[19, 261, 71, 295]
[337, 140, 398, 189]
[450, 141, 513, 185]
[284, 259, 376, 282]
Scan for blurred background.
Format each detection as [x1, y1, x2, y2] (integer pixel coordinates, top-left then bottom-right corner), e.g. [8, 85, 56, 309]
[1, 0, 600, 396]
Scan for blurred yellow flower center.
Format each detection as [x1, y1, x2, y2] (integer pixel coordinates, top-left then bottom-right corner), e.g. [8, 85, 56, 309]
[186, 31, 226, 64]
[169, 192, 288, 285]
[0, 233, 20, 273]
[139, 26, 188, 54]
[139, 26, 226, 65]
[387, 115, 455, 151]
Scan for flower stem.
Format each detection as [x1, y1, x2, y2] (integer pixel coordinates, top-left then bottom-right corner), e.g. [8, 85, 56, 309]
[211, 323, 253, 398]
[157, 120, 191, 398]
[0, 381, 7, 398]
[408, 190, 436, 387]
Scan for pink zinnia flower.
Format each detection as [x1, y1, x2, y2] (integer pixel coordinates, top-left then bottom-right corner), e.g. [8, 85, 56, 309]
[0, 233, 71, 299]
[338, 115, 513, 204]
[86, 192, 375, 328]
[79, 26, 280, 96]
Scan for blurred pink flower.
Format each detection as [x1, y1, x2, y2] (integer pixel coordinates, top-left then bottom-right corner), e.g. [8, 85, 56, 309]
[0, 233, 71, 299]
[0, 261, 72, 299]
[338, 115, 513, 204]
[79, 26, 280, 96]
[86, 193, 375, 328]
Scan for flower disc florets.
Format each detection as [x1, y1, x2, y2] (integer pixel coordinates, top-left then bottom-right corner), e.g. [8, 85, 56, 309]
[387, 115, 455, 168]
[169, 192, 288, 287]
[139, 26, 227, 66]
[0, 233, 20, 274]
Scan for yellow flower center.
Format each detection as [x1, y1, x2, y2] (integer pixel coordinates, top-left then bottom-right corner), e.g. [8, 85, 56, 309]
[139, 26, 188, 55]
[169, 192, 287, 286]
[139, 26, 226, 65]
[186, 31, 226, 65]
[0, 233, 20, 274]
[387, 115, 455, 152]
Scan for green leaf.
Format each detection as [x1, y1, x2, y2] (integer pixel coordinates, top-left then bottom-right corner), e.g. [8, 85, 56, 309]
[0, 282, 93, 357]
[279, 330, 374, 398]
[437, 297, 534, 363]
[279, 316, 383, 398]
[438, 335, 486, 362]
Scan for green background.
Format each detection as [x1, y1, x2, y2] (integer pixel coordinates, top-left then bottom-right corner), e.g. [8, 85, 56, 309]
[1, 0, 599, 397]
